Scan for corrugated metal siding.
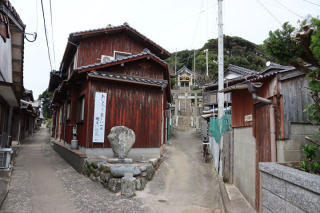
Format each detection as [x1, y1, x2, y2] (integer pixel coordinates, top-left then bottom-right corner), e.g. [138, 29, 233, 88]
[87, 79, 164, 148]
[77, 33, 146, 68]
[231, 89, 253, 127]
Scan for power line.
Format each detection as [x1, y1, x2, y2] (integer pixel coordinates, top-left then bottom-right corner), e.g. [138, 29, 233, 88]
[49, 0, 56, 69]
[256, 0, 282, 25]
[301, 0, 320, 7]
[40, 0, 53, 70]
[273, 0, 304, 19]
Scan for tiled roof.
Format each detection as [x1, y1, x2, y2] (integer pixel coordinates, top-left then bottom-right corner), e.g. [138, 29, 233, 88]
[74, 49, 167, 72]
[88, 71, 168, 89]
[227, 64, 257, 75]
[0, 0, 25, 28]
[260, 63, 294, 74]
[176, 65, 194, 75]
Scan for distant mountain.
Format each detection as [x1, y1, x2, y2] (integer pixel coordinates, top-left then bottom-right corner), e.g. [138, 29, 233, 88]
[167, 35, 272, 85]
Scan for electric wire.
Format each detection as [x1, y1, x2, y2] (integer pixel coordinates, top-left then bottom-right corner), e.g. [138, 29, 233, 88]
[273, 0, 304, 19]
[40, 0, 53, 70]
[301, 0, 320, 7]
[49, 0, 56, 69]
[186, 0, 206, 68]
[256, 0, 282, 25]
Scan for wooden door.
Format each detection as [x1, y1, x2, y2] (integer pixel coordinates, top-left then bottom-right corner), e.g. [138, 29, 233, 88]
[254, 103, 271, 210]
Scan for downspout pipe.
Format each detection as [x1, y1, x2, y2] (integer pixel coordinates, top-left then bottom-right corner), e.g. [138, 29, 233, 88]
[249, 91, 276, 162]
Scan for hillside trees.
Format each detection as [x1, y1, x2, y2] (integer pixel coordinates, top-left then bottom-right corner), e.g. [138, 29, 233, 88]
[166, 35, 269, 86]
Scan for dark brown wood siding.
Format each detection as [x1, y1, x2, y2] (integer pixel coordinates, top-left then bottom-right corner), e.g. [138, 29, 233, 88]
[87, 78, 164, 148]
[77, 33, 147, 68]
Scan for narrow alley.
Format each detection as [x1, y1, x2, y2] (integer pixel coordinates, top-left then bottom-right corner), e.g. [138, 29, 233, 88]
[138, 129, 224, 213]
[1, 127, 228, 213]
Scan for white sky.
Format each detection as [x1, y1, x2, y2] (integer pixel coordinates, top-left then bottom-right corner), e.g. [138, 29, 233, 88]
[9, 0, 320, 98]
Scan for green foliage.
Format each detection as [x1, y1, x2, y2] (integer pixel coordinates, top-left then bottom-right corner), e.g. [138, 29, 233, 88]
[300, 161, 308, 172]
[310, 18, 320, 63]
[46, 118, 52, 128]
[170, 77, 177, 88]
[166, 35, 269, 85]
[83, 161, 98, 176]
[192, 85, 200, 90]
[302, 144, 318, 160]
[38, 89, 53, 119]
[264, 22, 303, 64]
[301, 144, 320, 174]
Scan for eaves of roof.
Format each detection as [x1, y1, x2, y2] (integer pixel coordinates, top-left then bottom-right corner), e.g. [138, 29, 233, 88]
[227, 64, 257, 75]
[88, 72, 168, 89]
[75, 49, 168, 73]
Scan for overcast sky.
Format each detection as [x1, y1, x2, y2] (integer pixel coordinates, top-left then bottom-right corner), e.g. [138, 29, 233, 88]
[9, 0, 320, 98]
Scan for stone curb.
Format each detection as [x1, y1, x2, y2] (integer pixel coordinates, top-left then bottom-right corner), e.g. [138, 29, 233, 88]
[217, 175, 229, 213]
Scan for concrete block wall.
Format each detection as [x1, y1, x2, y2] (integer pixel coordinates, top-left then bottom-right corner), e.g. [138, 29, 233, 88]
[259, 162, 320, 213]
[277, 123, 318, 162]
[233, 127, 256, 207]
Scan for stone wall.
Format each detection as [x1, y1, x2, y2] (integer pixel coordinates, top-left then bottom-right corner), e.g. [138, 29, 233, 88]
[259, 162, 320, 213]
[277, 123, 319, 162]
[233, 127, 256, 207]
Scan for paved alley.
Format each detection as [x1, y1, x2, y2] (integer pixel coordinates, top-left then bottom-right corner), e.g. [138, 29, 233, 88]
[1, 127, 226, 213]
[1, 127, 147, 213]
[137, 129, 224, 213]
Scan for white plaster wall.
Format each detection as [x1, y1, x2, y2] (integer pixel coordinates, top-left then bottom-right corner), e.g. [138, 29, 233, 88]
[0, 37, 12, 83]
[277, 123, 319, 162]
[233, 127, 256, 207]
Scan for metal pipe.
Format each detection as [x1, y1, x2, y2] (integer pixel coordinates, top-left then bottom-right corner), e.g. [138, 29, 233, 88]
[251, 93, 272, 104]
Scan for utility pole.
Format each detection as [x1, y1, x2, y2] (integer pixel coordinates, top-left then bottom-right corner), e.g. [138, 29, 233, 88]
[193, 50, 196, 85]
[217, 0, 224, 177]
[204, 49, 209, 76]
[175, 51, 177, 74]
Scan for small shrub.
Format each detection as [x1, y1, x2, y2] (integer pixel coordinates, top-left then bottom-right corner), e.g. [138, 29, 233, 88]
[300, 144, 320, 174]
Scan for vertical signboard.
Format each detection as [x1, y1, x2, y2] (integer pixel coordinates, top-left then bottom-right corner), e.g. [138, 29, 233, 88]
[92, 92, 107, 143]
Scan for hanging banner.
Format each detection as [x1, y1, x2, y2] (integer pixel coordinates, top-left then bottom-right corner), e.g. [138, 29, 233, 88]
[92, 92, 107, 143]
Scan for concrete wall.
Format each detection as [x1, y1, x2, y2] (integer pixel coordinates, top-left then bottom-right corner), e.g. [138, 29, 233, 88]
[53, 142, 87, 173]
[233, 127, 256, 207]
[259, 162, 320, 213]
[277, 123, 318, 162]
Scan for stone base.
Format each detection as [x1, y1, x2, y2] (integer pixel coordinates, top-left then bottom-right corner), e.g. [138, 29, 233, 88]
[107, 158, 133, 164]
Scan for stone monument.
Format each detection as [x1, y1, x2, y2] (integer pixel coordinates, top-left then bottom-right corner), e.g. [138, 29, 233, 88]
[107, 126, 135, 159]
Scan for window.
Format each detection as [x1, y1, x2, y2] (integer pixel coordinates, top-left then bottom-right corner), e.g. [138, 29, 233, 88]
[114, 51, 131, 60]
[66, 101, 71, 121]
[78, 96, 85, 122]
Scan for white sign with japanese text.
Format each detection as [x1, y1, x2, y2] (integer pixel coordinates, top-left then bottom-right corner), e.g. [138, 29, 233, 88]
[92, 92, 107, 143]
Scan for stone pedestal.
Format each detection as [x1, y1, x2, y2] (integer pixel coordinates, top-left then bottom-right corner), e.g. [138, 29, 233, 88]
[121, 173, 136, 197]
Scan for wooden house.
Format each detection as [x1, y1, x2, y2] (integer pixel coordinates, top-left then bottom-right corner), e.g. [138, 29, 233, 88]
[0, 0, 25, 148]
[205, 63, 316, 209]
[49, 23, 171, 157]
